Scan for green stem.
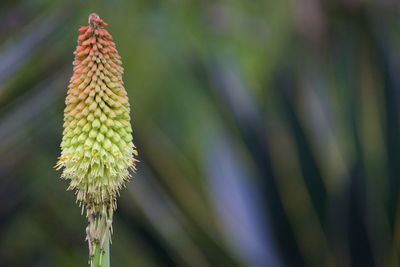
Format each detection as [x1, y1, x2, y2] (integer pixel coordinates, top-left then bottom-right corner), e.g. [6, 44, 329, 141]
[91, 220, 110, 267]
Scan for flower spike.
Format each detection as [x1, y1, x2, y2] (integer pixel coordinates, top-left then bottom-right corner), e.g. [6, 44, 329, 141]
[56, 13, 137, 262]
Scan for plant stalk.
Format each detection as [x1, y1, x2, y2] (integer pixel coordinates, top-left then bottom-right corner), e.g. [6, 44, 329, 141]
[91, 219, 110, 267]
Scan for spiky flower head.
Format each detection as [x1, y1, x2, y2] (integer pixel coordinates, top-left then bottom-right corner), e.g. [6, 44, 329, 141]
[56, 13, 137, 222]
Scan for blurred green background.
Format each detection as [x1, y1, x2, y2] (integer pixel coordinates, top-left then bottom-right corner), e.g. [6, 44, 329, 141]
[1, 0, 400, 266]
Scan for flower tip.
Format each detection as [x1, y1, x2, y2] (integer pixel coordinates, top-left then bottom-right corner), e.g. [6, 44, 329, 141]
[88, 13, 108, 28]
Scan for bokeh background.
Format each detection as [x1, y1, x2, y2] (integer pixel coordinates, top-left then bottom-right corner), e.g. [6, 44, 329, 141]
[1, 0, 400, 266]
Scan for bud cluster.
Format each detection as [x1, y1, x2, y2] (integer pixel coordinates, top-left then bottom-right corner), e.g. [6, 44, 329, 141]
[56, 14, 137, 224]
